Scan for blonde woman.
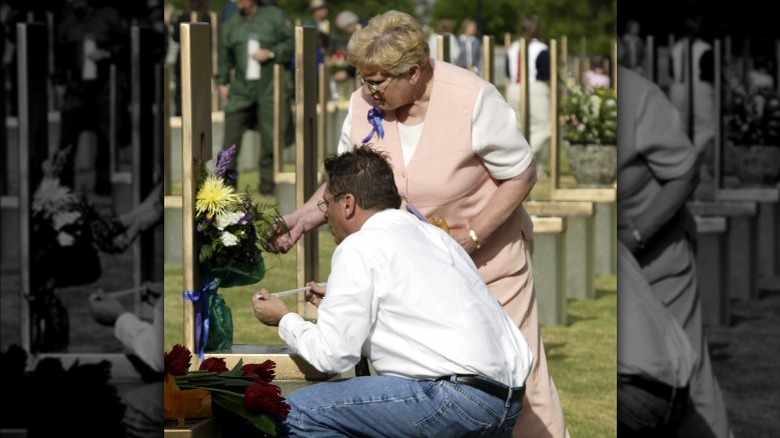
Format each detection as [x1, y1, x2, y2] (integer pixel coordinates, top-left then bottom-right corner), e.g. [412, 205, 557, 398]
[265, 10, 569, 438]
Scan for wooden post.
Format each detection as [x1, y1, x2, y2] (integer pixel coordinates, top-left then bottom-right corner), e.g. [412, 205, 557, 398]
[210, 11, 220, 112]
[684, 38, 693, 141]
[712, 39, 722, 202]
[550, 39, 559, 192]
[776, 39, 780, 94]
[435, 34, 448, 62]
[519, 38, 530, 142]
[180, 22, 213, 365]
[481, 35, 494, 85]
[561, 36, 568, 78]
[131, 25, 162, 285]
[294, 26, 320, 319]
[317, 61, 328, 175]
[17, 22, 49, 353]
[503, 32, 512, 89]
[273, 64, 286, 175]
[611, 38, 618, 90]
[578, 36, 586, 84]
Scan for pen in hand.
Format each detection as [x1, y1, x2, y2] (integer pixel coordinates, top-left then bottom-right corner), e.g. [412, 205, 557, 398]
[256, 282, 327, 299]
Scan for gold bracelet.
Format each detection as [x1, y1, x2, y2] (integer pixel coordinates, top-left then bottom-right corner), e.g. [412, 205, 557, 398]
[468, 227, 481, 250]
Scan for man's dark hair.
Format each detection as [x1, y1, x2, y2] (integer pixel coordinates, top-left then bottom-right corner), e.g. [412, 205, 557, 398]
[324, 146, 401, 211]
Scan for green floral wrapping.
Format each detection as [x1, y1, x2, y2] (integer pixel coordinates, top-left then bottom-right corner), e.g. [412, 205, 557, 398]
[205, 293, 233, 351]
[205, 249, 266, 289]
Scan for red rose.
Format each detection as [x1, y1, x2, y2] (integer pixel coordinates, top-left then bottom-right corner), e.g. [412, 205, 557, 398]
[164, 344, 191, 376]
[241, 360, 276, 383]
[199, 357, 228, 373]
[243, 383, 290, 418]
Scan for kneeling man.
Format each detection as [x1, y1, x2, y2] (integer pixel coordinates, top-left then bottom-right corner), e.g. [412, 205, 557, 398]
[252, 147, 533, 437]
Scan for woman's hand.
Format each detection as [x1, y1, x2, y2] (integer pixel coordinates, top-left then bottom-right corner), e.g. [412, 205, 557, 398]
[263, 209, 328, 254]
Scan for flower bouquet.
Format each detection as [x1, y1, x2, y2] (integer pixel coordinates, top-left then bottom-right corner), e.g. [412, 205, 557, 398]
[31, 148, 102, 289]
[187, 145, 282, 356]
[164, 344, 290, 437]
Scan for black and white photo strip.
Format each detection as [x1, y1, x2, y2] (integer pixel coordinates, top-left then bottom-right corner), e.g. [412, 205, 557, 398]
[1, 0, 164, 436]
[618, 0, 779, 436]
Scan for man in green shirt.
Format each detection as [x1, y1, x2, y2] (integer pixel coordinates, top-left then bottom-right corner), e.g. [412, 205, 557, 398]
[216, 0, 293, 195]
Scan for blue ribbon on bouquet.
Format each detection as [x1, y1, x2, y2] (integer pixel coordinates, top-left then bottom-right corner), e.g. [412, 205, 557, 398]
[361, 105, 385, 143]
[183, 278, 220, 360]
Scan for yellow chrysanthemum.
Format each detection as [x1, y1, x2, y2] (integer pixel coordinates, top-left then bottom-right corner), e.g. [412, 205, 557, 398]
[195, 176, 238, 216]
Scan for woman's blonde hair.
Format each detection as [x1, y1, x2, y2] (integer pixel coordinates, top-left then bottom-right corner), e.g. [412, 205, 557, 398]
[346, 10, 430, 77]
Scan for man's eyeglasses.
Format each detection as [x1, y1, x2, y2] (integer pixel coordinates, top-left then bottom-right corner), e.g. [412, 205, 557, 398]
[317, 193, 345, 212]
[357, 74, 391, 94]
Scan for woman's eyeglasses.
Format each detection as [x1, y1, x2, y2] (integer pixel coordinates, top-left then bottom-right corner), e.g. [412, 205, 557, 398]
[317, 193, 345, 212]
[357, 74, 393, 94]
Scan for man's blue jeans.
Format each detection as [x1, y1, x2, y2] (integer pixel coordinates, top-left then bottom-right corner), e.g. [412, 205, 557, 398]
[285, 375, 524, 437]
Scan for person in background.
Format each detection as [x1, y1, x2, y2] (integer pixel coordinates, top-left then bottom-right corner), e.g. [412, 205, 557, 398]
[302, 0, 329, 36]
[619, 19, 645, 74]
[329, 9, 367, 85]
[456, 17, 481, 74]
[220, 0, 236, 23]
[618, 65, 733, 438]
[505, 14, 551, 178]
[668, 10, 715, 158]
[216, 0, 294, 195]
[427, 18, 460, 64]
[584, 55, 612, 90]
[263, 10, 569, 438]
[253, 147, 533, 437]
[53, 0, 130, 195]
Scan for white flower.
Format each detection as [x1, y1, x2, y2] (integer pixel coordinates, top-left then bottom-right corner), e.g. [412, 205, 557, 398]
[52, 211, 82, 230]
[216, 211, 245, 230]
[57, 231, 75, 247]
[32, 177, 78, 217]
[221, 231, 239, 247]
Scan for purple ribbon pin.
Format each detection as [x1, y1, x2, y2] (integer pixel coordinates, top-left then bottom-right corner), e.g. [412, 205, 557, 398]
[183, 278, 220, 360]
[361, 105, 385, 143]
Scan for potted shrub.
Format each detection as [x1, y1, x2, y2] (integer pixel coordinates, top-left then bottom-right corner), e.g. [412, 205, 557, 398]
[724, 83, 780, 186]
[560, 79, 618, 187]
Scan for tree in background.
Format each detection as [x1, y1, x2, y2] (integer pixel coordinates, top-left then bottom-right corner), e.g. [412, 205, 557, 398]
[432, 0, 615, 57]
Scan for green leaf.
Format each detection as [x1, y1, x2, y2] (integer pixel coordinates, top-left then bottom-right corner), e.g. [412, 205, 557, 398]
[213, 395, 278, 436]
[199, 244, 214, 264]
[220, 359, 246, 378]
[219, 379, 255, 388]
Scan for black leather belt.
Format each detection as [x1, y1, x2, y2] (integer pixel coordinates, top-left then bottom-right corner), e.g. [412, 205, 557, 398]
[618, 374, 689, 406]
[437, 375, 525, 402]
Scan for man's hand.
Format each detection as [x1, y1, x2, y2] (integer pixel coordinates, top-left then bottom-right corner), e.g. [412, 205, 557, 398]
[304, 281, 326, 307]
[251, 48, 276, 63]
[88, 289, 126, 327]
[218, 84, 230, 107]
[252, 289, 292, 326]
